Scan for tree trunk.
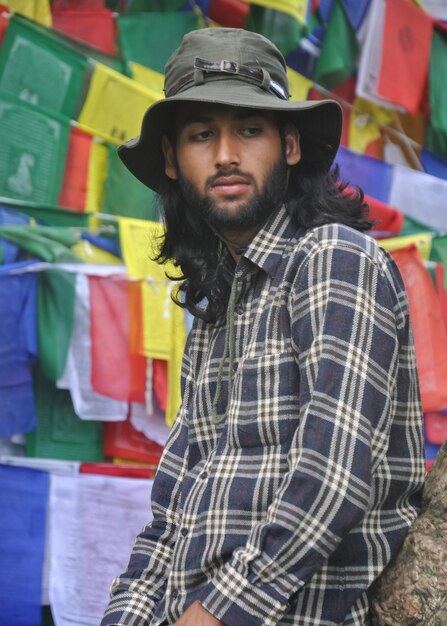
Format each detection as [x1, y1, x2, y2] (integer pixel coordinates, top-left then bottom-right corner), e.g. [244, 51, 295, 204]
[371, 442, 447, 626]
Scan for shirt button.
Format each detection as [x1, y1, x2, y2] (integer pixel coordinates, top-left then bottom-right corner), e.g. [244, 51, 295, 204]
[199, 471, 208, 479]
[171, 589, 178, 599]
[235, 303, 244, 314]
[180, 527, 188, 537]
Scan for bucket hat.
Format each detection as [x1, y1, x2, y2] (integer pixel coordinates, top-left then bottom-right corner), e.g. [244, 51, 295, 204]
[118, 27, 342, 193]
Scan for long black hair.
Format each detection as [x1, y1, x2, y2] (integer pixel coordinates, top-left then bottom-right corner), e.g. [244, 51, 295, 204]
[155, 119, 373, 323]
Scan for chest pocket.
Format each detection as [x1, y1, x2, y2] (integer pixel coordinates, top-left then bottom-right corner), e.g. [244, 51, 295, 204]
[227, 351, 299, 448]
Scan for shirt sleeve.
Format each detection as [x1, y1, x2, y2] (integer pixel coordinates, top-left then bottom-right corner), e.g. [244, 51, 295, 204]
[100, 333, 195, 626]
[197, 242, 403, 626]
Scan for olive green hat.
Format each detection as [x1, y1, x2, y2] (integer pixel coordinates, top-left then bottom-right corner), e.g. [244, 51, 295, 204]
[118, 27, 342, 192]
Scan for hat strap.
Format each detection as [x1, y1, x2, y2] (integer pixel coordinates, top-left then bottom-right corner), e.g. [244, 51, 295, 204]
[165, 56, 289, 101]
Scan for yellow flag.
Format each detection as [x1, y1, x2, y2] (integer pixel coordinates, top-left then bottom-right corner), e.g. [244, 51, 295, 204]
[129, 63, 164, 96]
[85, 138, 109, 217]
[379, 232, 433, 261]
[286, 67, 312, 101]
[247, 0, 308, 23]
[78, 63, 162, 145]
[349, 97, 394, 154]
[3, 0, 52, 26]
[119, 216, 186, 424]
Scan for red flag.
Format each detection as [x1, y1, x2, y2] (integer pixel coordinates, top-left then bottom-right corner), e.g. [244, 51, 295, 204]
[90, 276, 146, 402]
[58, 126, 92, 212]
[80, 462, 156, 479]
[391, 245, 447, 412]
[365, 194, 404, 234]
[0, 4, 9, 47]
[208, 0, 249, 28]
[51, 7, 116, 55]
[378, 0, 433, 115]
[103, 417, 164, 465]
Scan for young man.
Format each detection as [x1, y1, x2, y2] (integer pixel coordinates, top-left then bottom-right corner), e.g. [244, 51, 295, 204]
[101, 28, 424, 626]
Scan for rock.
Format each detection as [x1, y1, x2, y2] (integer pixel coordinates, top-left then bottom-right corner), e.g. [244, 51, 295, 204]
[371, 442, 447, 626]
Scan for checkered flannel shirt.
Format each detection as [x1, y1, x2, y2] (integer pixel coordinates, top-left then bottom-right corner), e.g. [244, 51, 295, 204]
[102, 205, 425, 626]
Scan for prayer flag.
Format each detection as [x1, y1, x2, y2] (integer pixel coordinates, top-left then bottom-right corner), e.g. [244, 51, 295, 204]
[334, 146, 392, 203]
[247, 0, 308, 23]
[27, 365, 104, 461]
[89, 275, 146, 402]
[286, 66, 312, 101]
[0, 204, 30, 264]
[426, 28, 447, 159]
[0, 90, 70, 205]
[208, 0, 249, 27]
[56, 274, 128, 421]
[348, 97, 394, 155]
[85, 139, 108, 215]
[58, 126, 93, 212]
[3, 0, 52, 26]
[0, 271, 37, 438]
[365, 194, 404, 235]
[0, 464, 49, 626]
[421, 148, 447, 180]
[102, 145, 160, 220]
[380, 232, 433, 260]
[117, 12, 199, 74]
[245, 4, 303, 55]
[314, 0, 359, 89]
[391, 245, 447, 412]
[425, 411, 447, 445]
[129, 62, 164, 94]
[389, 163, 447, 232]
[0, 224, 82, 263]
[78, 62, 161, 144]
[430, 236, 447, 288]
[103, 416, 164, 464]
[37, 269, 76, 381]
[0, 14, 87, 118]
[51, 7, 116, 55]
[48, 473, 153, 626]
[378, 0, 433, 115]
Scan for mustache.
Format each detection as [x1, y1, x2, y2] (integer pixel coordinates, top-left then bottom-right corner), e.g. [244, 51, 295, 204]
[205, 169, 256, 188]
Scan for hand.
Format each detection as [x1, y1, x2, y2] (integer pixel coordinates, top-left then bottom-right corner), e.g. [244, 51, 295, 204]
[173, 600, 224, 626]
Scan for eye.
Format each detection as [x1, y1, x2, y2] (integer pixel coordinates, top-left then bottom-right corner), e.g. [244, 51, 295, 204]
[240, 126, 262, 137]
[189, 130, 213, 142]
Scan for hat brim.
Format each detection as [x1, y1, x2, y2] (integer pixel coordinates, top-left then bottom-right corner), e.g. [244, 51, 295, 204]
[118, 79, 342, 193]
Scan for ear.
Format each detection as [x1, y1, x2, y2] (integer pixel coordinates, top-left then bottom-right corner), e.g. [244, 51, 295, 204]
[162, 136, 177, 180]
[283, 122, 301, 166]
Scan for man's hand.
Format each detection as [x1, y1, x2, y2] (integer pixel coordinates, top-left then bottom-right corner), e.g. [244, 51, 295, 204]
[173, 600, 224, 626]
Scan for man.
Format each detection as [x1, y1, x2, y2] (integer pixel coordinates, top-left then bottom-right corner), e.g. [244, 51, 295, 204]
[101, 28, 425, 626]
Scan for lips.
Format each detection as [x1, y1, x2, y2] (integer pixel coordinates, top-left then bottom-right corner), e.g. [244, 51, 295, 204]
[210, 175, 250, 195]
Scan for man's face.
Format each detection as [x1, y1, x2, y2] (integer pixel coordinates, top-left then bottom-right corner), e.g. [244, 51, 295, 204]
[162, 103, 300, 238]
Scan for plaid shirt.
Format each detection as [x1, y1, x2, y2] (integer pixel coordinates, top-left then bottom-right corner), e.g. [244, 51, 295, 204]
[102, 206, 425, 626]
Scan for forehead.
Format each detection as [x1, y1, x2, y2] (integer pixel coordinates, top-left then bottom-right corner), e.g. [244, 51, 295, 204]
[175, 102, 277, 128]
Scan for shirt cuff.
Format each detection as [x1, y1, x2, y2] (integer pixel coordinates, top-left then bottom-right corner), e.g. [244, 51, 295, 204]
[196, 560, 299, 626]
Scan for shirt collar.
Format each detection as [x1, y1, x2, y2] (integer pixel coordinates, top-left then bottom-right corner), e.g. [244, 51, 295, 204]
[240, 205, 302, 277]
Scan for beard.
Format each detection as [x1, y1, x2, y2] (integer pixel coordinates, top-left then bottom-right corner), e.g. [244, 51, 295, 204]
[176, 152, 289, 234]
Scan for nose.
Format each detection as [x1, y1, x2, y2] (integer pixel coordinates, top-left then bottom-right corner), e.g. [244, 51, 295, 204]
[214, 131, 240, 169]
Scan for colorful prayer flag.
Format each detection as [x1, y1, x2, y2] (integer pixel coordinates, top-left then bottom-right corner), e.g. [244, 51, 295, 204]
[314, 0, 359, 89]
[378, 0, 433, 115]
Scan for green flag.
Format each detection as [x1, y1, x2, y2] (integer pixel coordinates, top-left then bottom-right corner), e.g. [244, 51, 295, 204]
[426, 29, 447, 159]
[27, 364, 104, 462]
[245, 5, 303, 56]
[430, 235, 447, 288]
[0, 198, 91, 227]
[37, 269, 77, 381]
[399, 215, 433, 237]
[0, 14, 87, 119]
[0, 225, 82, 263]
[117, 12, 200, 73]
[102, 145, 160, 221]
[0, 90, 70, 205]
[314, 0, 359, 89]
